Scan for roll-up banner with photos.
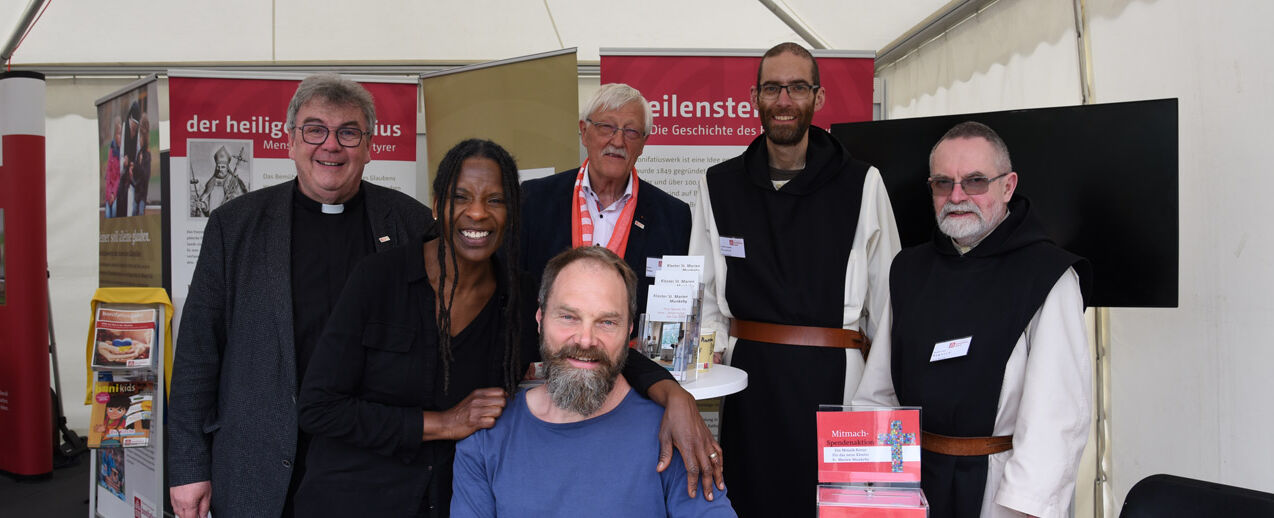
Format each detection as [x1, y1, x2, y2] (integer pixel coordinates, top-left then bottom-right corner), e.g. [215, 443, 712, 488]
[97, 76, 164, 289]
[600, 49, 875, 206]
[166, 71, 419, 320]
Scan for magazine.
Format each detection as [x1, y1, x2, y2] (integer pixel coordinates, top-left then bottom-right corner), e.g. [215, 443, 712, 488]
[96, 447, 127, 501]
[91, 307, 157, 369]
[88, 380, 154, 448]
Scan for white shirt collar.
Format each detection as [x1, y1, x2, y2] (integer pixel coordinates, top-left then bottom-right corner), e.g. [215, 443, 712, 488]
[580, 167, 633, 211]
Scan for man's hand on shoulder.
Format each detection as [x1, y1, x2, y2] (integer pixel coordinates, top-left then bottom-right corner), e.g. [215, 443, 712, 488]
[649, 379, 725, 501]
[170, 480, 211, 518]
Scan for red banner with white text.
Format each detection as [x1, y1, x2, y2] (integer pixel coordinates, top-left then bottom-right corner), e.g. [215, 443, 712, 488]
[166, 72, 418, 314]
[601, 50, 873, 204]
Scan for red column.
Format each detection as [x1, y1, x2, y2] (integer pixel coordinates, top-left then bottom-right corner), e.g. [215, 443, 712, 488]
[0, 71, 51, 477]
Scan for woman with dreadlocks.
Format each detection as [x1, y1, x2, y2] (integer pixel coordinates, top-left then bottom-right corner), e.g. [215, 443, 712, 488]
[293, 139, 533, 517]
[294, 139, 678, 517]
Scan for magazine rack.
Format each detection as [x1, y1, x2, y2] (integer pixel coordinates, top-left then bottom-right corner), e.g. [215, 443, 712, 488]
[84, 287, 172, 518]
[638, 255, 715, 382]
[815, 405, 929, 517]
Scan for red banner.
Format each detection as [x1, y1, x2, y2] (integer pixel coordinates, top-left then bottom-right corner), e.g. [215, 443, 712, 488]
[602, 53, 873, 146]
[600, 51, 874, 204]
[166, 73, 420, 327]
[0, 71, 52, 477]
[169, 77, 416, 161]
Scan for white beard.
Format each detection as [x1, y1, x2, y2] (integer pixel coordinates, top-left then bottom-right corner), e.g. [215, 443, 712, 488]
[938, 201, 994, 245]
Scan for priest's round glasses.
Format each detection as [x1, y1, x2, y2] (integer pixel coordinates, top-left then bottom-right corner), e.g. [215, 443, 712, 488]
[757, 82, 820, 100]
[586, 119, 645, 142]
[927, 173, 1010, 196]
[297, 124, 371, 147]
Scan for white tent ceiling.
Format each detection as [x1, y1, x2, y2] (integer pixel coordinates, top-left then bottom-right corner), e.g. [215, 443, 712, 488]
[3, 0, 949, 67]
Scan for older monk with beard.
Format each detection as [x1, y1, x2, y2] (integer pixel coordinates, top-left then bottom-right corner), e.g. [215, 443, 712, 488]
[854, 121, 1092, 518]
[450, 247, 735, 518]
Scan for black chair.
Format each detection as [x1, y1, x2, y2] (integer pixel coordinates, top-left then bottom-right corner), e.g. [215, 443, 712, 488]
[1120, 474, 1274, 517]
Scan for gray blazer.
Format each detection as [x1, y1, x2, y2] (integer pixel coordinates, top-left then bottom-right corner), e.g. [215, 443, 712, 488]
[167, 180, 431, 517]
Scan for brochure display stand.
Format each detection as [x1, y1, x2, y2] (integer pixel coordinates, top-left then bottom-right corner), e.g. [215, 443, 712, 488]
[816, 405, 929, 517]
[638, 256, 713, 382]
[84, 288, 173, 518]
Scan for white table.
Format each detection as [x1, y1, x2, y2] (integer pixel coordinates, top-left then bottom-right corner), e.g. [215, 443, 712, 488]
[680, 364, 748, 400]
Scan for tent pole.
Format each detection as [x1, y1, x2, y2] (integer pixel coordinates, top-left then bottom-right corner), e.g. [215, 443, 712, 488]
[1, 0, 49, 65]
[756, 0, 831, 49]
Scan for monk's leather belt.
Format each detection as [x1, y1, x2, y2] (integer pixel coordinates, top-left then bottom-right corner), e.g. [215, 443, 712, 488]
[730, 319, 870, 360]
[922, 431, 1014, 456]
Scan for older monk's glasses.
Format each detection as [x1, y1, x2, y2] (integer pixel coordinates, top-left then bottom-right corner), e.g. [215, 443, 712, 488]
[758, 82, 820, 100]
[297, 124, 370, 148]
[928, 173, 1009, 196]
[586, 119, 645, 142]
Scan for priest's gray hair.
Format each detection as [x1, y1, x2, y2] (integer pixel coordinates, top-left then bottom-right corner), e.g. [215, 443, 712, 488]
[930, 121, 1013, 174]
[286, 73, 377, 132]
[538, 246, 639, 327]
[580, 83, 653, 136]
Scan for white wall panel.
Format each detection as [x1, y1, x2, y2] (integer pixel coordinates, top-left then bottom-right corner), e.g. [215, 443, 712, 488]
[45, 112, 102, 430]
[1089, 0, 1274, 502]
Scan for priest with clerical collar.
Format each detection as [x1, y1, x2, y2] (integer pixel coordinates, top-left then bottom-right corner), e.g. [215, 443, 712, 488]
[854, 121, 1093, 518]
[169, 73, 432, 518]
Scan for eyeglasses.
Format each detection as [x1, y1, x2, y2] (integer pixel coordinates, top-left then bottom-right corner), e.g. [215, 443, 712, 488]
[927, 173, 1009, 195]
[297, 124, 371, 147]
[757, 82, 820, 101]
[586, 119, 645, 142]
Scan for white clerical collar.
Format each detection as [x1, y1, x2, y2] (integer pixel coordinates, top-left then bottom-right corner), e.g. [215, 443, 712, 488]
[321, 203, 345, 214]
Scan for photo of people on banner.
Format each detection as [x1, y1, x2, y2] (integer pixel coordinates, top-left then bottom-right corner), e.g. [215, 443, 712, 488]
[186, 139, 252, 218]
[97, 85, 160, 219]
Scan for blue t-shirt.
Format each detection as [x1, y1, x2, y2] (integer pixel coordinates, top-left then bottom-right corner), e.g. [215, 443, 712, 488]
[451, 388, 735, 517]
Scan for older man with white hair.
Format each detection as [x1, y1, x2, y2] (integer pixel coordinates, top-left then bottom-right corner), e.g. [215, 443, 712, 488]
[854, 121, 1092, 518]
[520, 83, 722, 499]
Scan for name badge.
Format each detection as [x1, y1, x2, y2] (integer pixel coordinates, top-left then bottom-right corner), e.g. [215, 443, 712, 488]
[646, 257, 662, 278]
[719, 236, 746, 258]
[930, 336, 972, 362]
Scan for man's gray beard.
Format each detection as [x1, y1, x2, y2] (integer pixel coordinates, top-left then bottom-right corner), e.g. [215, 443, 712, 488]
[542, 342, 627, 417]
[937, 201, 992, 244]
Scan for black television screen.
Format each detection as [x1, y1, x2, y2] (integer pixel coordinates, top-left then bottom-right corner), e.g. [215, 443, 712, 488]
[831, 99, 1178, 308]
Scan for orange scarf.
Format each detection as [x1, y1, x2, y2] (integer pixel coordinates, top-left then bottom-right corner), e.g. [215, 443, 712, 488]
[571, 160, 639, 258]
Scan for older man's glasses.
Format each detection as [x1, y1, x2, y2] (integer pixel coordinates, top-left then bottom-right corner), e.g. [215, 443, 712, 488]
[586, 119, 645, 142]
[757, 82, 819, 100]
[297, 124, 370, 147]
[928, 173, 1009, 196]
